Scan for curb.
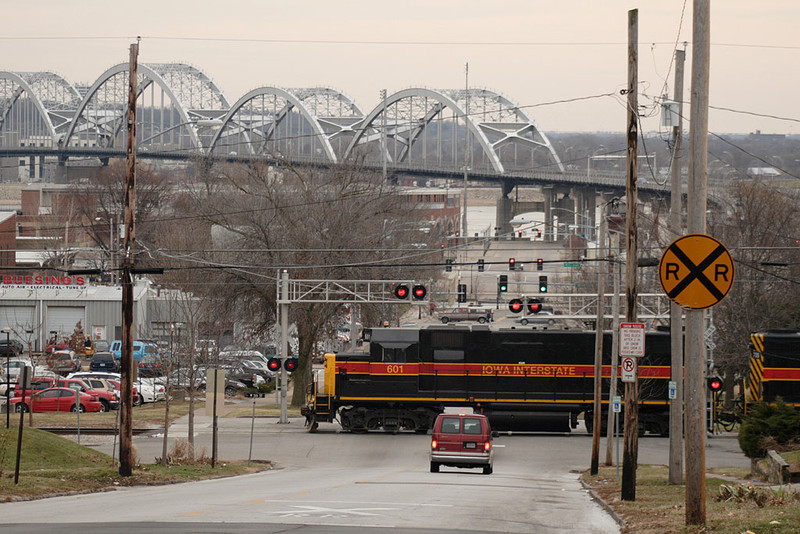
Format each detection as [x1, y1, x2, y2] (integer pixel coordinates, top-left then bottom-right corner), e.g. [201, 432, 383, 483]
[580, 478, 627, 532]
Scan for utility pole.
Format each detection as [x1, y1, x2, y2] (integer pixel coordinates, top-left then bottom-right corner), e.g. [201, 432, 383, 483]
[669, 47, 686, 486]
[590, 206, 607, 475]
[462, 62, 469, 240]
[119, 39, 139, 477]
[279, 270, 289, 424]
[605, 218, 622, 466]
[621, 8, 639, 502]
[686, 0, 710, 525]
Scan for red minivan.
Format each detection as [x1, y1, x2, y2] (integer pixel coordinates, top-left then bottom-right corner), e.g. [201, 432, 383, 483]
[430, 412, 494, 475]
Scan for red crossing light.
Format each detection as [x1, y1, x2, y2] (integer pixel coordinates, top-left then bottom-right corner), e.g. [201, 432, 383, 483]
[267, 358, 281, 372]
[394, 284, 409, 299]
[508, 299, 524, 313]
[284, 358, 299, 372]
[412, 285, 427, 299]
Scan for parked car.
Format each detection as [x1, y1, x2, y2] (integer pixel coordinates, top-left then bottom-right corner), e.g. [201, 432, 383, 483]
[66, 371, 165, 405]
[221, 364, 264, 389]
[159, 366, 247, 397]
[137, 353, 166, 378]
[437, 307, 493, 324]
[429, 412, 495, 475]
[1, 358, 33, 385]
[0, 338, 24, 356]
[55, 378, 118, 411]
[109, 340, 160, 362]
[90, 351, 120, 372]
[11, 387, 104, 413]
[241, 359, 275, 382]
[48, 350, 82, 375]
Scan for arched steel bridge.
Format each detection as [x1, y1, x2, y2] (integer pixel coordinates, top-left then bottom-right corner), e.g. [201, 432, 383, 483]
[1, 63, 656, 193]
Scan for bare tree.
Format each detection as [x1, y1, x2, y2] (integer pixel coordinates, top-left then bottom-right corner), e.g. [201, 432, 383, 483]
[169, 158, 440, 406]
[708, 180, 800, 395]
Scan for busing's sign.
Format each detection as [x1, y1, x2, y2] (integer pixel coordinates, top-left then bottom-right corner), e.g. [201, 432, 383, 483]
[659, 234, 735, 310]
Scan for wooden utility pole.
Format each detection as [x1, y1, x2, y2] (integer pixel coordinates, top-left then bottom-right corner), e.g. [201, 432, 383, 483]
[590, 207, 608, 475]
[669, 47, 686, 486]
[621, 8, 639, 502]
[686, 0, 710, 524]
[119, 40, 139, 477]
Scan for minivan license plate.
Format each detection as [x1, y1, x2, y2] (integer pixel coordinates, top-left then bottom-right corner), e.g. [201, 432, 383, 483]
[464, 442, 477, 449]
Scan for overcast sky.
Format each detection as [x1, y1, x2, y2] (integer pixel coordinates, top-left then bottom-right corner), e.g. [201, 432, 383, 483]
[2, 1, 798, 134]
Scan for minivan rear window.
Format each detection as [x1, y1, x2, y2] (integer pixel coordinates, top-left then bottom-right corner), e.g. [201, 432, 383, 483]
[440, 416, 461, 434]
[462, 417, 483, 435]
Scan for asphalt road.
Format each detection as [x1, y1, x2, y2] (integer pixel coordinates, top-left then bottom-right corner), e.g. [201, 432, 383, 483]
[0, 406, 750, 534]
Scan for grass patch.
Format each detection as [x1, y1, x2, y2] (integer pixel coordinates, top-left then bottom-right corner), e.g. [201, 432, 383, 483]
[0, 427, 268, 502]
[4, 399, 203, 429]
[583, 465, 800, 533]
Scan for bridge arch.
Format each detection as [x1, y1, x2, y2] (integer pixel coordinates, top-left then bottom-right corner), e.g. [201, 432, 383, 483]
[63, 63, 229, 153]
[345, 88, 564, 175]
[209, 87, 357, 162]
[0, 71, 82, 148]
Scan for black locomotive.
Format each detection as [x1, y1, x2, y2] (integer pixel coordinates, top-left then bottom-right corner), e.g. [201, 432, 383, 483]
[303, 325, 674, 434]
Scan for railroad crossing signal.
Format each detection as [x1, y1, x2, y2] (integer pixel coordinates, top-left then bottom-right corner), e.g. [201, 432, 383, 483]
[394, 284, 409, 299]
[527, 298, 542, 314]
[284, 357, 299, 372]
[707, 376, 723, 393]
[508, 299, 524, 313]
[267, 358, 281, 372]
[659, 233, 735, 310]
[412, 285, 427, 300]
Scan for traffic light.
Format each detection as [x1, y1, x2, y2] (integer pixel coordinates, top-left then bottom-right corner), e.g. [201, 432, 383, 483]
[457, 283, 467, 303]
[284, 357, 299, 372]
[707, 376, 723, 393]
[394, 284, 409, 299]
[536, 229, 542, 238]
[412, 285, 427, 300]
[498, 275, 508, 292]
[508, 258, 516, 271]
[527, 298, 542, 314]
[537, 258, 543, 271]
[538, 275, 548, 293]
[477, 259, 485, 272]
[518, 230, 523, 239]
[508, 299, 524, 313]
[267, 357, 281, 372]
[445, 259, 453, 272]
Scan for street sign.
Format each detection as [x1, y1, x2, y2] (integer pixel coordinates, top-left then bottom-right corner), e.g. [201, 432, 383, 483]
[659, 233, 735, 310]
[621, 356, 637, 383]
[612, 396, 622, 413]
[619, 322, 645, 357]
[563, 262, 582, 268]
[668, 380, 677, 400]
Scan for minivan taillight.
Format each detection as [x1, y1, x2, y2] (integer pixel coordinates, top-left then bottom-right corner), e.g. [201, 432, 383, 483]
[431, 439, 438, 449]
[484, 441, 491, 451]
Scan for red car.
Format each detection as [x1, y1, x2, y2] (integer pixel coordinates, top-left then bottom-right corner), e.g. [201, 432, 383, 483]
[10, 387, 104, 413]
